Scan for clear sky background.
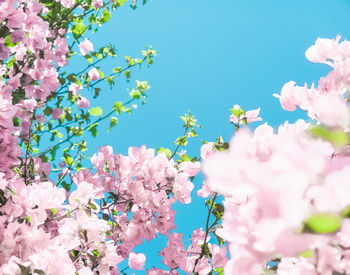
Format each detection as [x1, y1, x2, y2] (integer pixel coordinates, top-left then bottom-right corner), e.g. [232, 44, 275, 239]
[67, 0, 350, 273]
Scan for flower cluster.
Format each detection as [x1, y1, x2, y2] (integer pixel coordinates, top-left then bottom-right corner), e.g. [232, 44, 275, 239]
[0, 143, 200, 274]
[159, 228, 227, 274]
[203, 37, 350, 274]
[1, 0, 350, 274]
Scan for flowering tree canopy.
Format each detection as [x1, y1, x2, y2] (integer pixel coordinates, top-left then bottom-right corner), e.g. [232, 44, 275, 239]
[0, 0, 350, 274]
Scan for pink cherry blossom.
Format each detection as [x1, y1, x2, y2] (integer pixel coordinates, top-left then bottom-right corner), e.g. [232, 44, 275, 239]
[79, 39, 94, 56]
[200, 142, 215, 160]
[229, 105, 262, 125]
[312, 93, 350, 128]
[57, 0, 75, 8]
[88, 68, 100, 81]
[92, 0, 103, 8]
[52, 107, 63, 119]
[128, 252, 146, 270]
[77, 97, 90, 108]
[246, 107, 262, 123]
[178, 161, 200, 177]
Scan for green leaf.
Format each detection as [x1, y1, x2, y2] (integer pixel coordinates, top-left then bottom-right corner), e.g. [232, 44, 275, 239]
[92, 250, 100, 257]
[300, 249, 313, 258]
[212, 203, 224, 219]
[85, 54, 93, 63]
[230, 108, 242, 117]
[89, 107, 103, 116]
[33, 269, 46, 275]
[216, 235, 224, 245]
[13, 117, 20, 127]
[116, 0, 128, 5]
[180, 154, 191, 162]
[59, 77, 66, 85]
[93, 87, 101, 98]
[130, 90, 141, 99]
[98, 69, 104, 78]
[199, 243, 211, 258]
[5, 35, 16, 47]
[72, 23, 85, 38]
[51, 208, 57, 215]
[330, 130, 349, 147]
[106, 76, 115, 86]
[50, 146, 58, 161]
[113, 101, 124, 114]
[341, 205, 350, 218]
[76, 162, 82, 171]
[7, 56, 15, 69]
[157, 148, 172, 158]
[102, 213, 110, 221]
[39, 154, 48, 163]
[12, 88, 26, 104]
[89, 201, 97, 211]
[17, 264, 31, 275]
[92, 52, 103, 59]
[43, 107, 53, 116]
[102, 9, 111, 22]
[61, 181, 70, 191]
[175, 136, 188, 146]
[309, 126, 349, 147]
[303, 213, 341, 234]
[215, 268, 224, 275]
[108, 117, 118, 132]
[64, 153, 74, 166]
[66, 73, 77, 83]
[189, 128, 198, 137]
[88, 123, 99, 137]
[112, 67, 121, 73]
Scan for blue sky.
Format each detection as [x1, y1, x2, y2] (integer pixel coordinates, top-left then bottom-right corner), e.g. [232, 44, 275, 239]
[68, 0, 350, 272]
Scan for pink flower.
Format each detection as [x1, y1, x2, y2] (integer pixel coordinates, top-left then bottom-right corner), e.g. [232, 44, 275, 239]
[77, 97, 90, 108]
[229, 105, 262, 125]
[39, 69, 60, 94]
[312, 93, 350, 128]
[77, 267, 94, 275]
[10, 30, 26, 43]
[58, 0, 75, 8]
[8, 11, 26, 29]
[68, 181, 102, 208]
[88, 68, 100, 81]
[79, 39, 94, 56]
[178, 161, 200, 177]
[245, 108, 262, 123]
[0, 42, 10, 60]
[305, 36, 340, 64]
[197, 181, 214, 198]
[69, 83, 82, 95]
[52, 107, 63, 119]
[92, 0, 103, 8]
[200, 142, 215, 160]
[147, 268, 170, 274]
[210, 244, 227, 268]
[128, 252, 146, 270]
[277, 257, 315, 275]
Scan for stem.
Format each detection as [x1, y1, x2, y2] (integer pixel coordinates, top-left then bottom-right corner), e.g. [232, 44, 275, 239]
[22, 117, 34, 185]
[85, 56, 147, 89]
[55, 149, 80, 186]
[41, 207, 78, 225]
[193, 193, 218, 272]
[51, 1, 82, 29]
[169, 126, 189, 160]
[32, 98, 136, 158]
